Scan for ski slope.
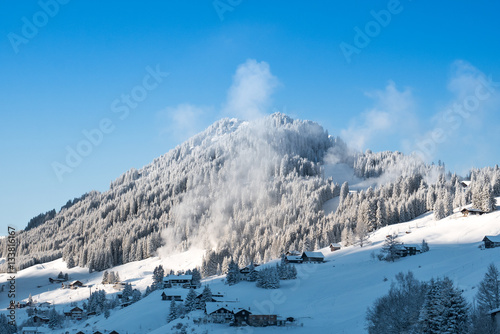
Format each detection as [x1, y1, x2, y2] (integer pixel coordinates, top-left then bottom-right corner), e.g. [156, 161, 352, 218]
[2, 201, 500, 333]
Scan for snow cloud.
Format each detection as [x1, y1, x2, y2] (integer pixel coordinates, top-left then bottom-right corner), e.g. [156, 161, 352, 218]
[223, 59, 279, 120]
[158, 103, 212, 142]
[341, 81, 417, 151]
[412, 60, 500, 172]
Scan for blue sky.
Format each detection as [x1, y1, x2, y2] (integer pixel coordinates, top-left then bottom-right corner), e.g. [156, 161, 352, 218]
[1, 0, 499, 234]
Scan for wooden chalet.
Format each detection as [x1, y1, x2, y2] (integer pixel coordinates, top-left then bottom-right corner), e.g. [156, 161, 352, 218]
[460, 180, 472, 188]
[109, 331, 120, 334]
[76, 332, 85, 334]
[32, 315, 49, 324]
[163, 274, 193, 288]
[69, 280, 84, 288]
[63, 306, 84, 320]
[301, 251, 325, 263]
[205, 303, 235, 323]
[233, 308, 251, 326]
[329, 243, 341, 252]
[284, 255, 303, 264]
[461, 208, 486, 216]
[483, 236, 500, 249]
[248, 314, 278, 327]
[394, 244, 422, 257]
[285, 250, 301, 256]
[161, 291, 183, 301]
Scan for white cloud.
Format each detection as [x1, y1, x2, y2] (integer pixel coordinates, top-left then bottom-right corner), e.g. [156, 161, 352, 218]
[158, 103, 212, 142]
[222, 59, 279, 120]
[341, 81, 417, 151]
[413, 60, 500, 171]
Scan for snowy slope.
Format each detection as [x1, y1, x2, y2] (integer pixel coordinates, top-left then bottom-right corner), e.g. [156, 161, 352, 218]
[2, 201, 500, 333]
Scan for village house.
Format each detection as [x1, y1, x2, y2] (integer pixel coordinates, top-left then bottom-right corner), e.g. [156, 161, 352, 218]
[461, 208, 486, 216]
[329, 243, 341, 252]
[460, 180, 472, 188]
[163, 274, 193, 288]
[233, 308, 251, 326]
[32, 315, 49, 324]
[483, 236, 500, 249]
[63, 306, 84, 320]
[248, 314, 278, 327]
[394, 244, 422, 257]
[69, 280, 84, 289]
[301, 251, 325, 263]
[284, 255, 303, 264]
[161, 291, 183, 302]
[205, 303, 235, 323]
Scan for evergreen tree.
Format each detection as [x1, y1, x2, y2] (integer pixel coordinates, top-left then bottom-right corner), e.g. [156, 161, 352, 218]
[67, 255, 75, 269]
[102, 270, 109, 284]
[418, 277, 469, 333]
[380, 234, 402, 262]
[421, 239, 430, 253]
[226, 259, 240, 285]
[366, 271, 427, 334]
[476, 263, 500, 312]
[152, 265, 165, 290]
[340, 181, 349, 205]
[248, 262, 259, 282]
[184, 288, 197, 312]
[167, 299, 177, 323]
[191, 268, 201, 288]
[48, 308, 62, 329]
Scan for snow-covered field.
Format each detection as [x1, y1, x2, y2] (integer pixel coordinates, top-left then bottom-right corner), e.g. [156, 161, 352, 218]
[2, 200, 500, 333]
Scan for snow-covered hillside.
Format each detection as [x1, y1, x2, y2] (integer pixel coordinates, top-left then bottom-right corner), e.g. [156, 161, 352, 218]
[3, 200, 500, 333]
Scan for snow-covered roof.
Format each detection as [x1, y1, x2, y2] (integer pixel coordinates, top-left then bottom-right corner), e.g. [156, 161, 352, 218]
[163, 274, 192, 281]
[484, 235, 500, 243]
[205, 302, 236, 314]
[462, 208, 485, 213]
[461, 180, 472, 186]
[303, 251, 324, 258]
[330, 243, 341, 248]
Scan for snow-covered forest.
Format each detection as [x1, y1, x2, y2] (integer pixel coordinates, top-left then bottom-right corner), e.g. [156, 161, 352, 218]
[1, 113, 499, 275]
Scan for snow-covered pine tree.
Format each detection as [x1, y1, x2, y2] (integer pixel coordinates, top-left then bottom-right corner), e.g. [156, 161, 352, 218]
[66, 255, 75, 269]
[167, 299, 177, 323]
[476, 263, 500, 312]
[102, 270, 109, 284]
[184, 288, 197, 312]
[191, 268, 201, 288]
[381, 234, 402, 262]
[421, 239, 430, 253]
[226, 259, 240, 285]
[152, 265, 165, 290]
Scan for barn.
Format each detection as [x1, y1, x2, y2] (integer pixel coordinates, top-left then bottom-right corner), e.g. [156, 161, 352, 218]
[483, 236, 500, 249]
[301, 251, 324, 263]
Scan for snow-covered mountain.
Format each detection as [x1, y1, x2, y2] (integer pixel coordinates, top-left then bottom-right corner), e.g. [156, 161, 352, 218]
[2, 200, 500, 333]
